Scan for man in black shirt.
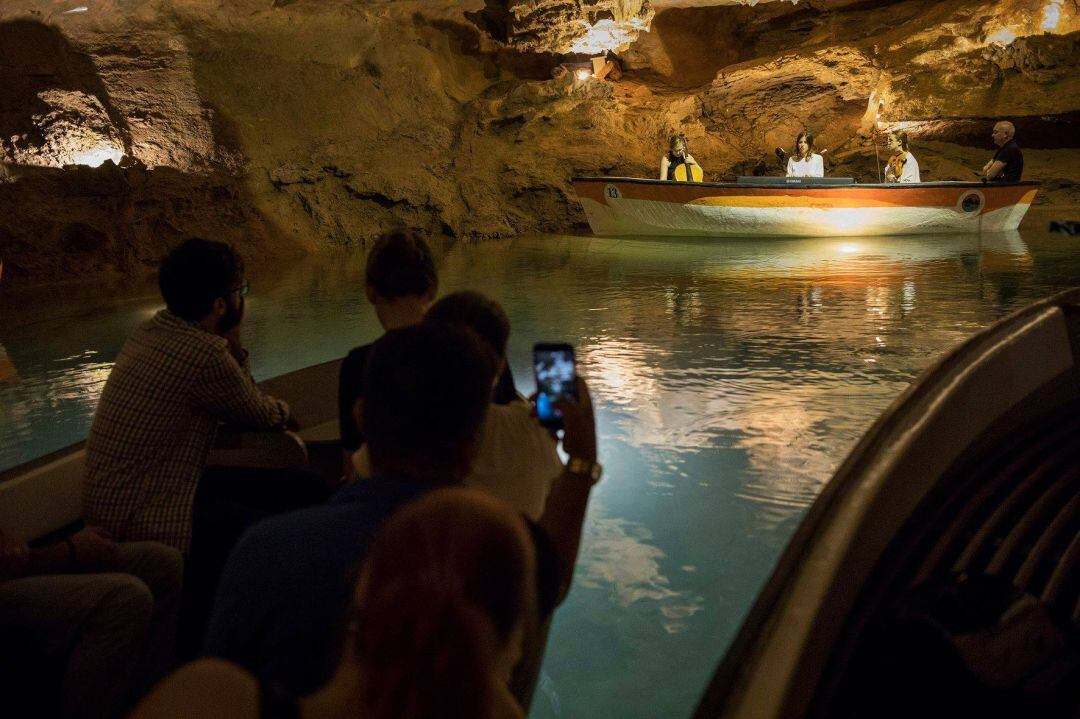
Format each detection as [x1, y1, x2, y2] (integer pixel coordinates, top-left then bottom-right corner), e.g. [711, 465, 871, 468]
[982, 121, 1023, 182]
[338, 230, 438, 476]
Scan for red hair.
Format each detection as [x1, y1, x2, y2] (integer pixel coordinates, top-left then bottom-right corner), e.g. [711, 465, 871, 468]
[351, 489, 535, 719]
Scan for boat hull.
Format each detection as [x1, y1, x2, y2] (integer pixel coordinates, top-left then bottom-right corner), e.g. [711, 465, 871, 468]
[572, 178, 1039, 238]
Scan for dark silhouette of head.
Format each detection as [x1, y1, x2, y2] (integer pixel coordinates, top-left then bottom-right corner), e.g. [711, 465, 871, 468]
[425, 291, 510, 361]
[365, 229, 438, 301]
[351, 488, 536, 719]
[362, 323, 497, 482]
[158, 238, 244, 329]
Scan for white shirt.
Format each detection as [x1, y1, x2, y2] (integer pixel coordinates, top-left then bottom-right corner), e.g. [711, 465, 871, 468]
[886, 151, 921, 183]
[352, 400, 563, 520]
[786, 153, 824, 178]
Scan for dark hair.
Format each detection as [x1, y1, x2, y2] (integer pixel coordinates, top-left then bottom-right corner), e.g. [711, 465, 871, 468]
[793, 131, 815, 161]
[424, 291, 510, 359]
[669, 134, 687, 152]
[893, 130, 910, 152]
[365, 230, 437, 300]
[363, 323, 496, 470]
[354, 489, 534, 719]
[158, 238, 243, 321]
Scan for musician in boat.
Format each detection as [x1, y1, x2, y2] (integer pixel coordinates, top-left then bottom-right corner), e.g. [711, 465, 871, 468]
[660, 134, 703, 182]
[885, 131, 921, 183]
[785, 131, 824, 178]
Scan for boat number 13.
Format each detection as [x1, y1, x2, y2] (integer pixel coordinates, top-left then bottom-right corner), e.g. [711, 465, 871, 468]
[605, 184, 621, 200]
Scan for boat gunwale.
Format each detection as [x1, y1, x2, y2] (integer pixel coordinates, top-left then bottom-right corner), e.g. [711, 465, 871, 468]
[572, 177, 1041, 191]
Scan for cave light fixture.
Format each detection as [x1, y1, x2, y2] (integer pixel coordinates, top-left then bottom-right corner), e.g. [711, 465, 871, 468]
[63, 6, 89, 13]
[576, 68, 593, 81]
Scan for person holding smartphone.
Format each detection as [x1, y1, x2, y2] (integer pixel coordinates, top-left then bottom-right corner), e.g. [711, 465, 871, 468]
[204, 323, 601, 697]
[351, 292, 566, 521]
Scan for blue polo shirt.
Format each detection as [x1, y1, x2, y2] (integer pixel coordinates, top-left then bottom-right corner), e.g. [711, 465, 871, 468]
[202, 477, 430, 694]
[203, 476, 561, 695]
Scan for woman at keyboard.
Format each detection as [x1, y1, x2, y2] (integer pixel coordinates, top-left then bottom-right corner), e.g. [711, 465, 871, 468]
[785, 131, 824, 178]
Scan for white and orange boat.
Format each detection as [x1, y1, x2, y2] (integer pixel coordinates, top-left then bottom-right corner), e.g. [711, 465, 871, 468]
[572, 177, 1040, 238]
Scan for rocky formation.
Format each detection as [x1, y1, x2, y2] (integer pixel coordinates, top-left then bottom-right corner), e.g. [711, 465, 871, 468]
[474, 0, 654, 54]
[0, 0, 1078, 285]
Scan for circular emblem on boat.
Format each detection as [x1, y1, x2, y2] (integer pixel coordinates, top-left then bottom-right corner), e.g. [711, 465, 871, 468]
[604, 184, 621, 200]
[958, 190, 984, 214]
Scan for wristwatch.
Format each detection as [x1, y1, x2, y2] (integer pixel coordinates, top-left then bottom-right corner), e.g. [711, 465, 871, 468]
[566, 457, 603, 485]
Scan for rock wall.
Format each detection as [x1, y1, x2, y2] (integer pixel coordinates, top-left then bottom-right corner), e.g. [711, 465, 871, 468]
[0, 0, 1078, 285]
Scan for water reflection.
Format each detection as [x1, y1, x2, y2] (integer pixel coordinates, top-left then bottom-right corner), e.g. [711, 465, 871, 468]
[2, 229, 1078, 719]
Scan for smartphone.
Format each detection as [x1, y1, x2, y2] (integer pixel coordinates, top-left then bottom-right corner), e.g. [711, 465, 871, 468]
[533, 343, 578, 430]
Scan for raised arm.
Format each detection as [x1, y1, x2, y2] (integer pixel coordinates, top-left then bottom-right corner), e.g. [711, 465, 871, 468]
[538, 377, 599, 604]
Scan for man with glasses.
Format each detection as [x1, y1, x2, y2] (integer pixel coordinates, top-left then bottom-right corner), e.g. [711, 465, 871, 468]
[85, 237, 294, 553]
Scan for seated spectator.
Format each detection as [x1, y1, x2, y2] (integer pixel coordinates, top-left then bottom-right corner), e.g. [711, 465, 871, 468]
[353, 291, 562, 520]
[132, 488, 536, 719]
[204, 322, 600, 696]
[338, 230, 439, 475]
[338, 231, 521, 476]
[83, 237, 294, 553]
[0, 527, 181, 719]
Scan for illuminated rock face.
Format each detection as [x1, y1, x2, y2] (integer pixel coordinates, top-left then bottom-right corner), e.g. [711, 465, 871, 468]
[478, 0, 655, 53]
[0, 0, 1077, 284]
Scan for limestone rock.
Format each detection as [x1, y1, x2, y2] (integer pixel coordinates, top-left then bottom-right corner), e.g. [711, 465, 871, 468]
[479, 0, 656, 54]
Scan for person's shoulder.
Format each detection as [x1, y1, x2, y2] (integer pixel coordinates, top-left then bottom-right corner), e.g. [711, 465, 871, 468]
[130, 659, 257, 719]
[344, 342, 374, 364]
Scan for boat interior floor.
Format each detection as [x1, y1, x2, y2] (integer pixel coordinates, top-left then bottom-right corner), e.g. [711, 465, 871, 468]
[814, 399, 1080, 718]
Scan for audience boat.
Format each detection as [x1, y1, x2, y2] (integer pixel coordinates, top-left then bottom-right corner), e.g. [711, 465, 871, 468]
[695, 287, 1080, 718]
[5, 290, 1079, 717]
[572, 177, 1040, 238]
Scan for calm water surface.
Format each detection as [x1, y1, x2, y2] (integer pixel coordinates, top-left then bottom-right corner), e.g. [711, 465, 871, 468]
[2, 231, 1079, 718]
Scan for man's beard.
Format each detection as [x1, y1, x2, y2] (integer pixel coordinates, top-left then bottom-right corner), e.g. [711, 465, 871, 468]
[217, 297, 244, 334]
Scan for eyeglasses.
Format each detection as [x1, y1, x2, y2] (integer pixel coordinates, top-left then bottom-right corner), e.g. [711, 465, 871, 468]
[232, 281, 250, 298]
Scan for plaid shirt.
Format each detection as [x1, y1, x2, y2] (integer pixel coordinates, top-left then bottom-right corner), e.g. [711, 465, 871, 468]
[83, 310, 289, 552]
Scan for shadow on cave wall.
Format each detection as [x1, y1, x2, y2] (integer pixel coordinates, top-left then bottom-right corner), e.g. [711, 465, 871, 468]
[0, 19, 132, 157]
[0, 20, 295, 288]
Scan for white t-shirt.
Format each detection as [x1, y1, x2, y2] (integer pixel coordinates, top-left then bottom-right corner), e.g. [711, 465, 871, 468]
[887, 151, 921, 183]
[351, 400, 563, 520]
[786, 153, 824, 178]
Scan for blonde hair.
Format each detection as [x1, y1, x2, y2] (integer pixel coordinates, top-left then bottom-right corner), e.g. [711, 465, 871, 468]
[669, 134, 688, 153]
